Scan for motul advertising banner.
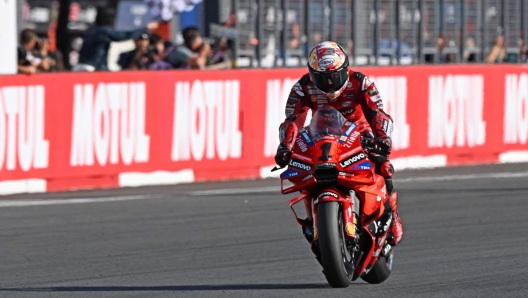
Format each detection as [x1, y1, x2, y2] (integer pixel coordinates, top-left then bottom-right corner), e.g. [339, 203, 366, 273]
[0, 65, 527, 194]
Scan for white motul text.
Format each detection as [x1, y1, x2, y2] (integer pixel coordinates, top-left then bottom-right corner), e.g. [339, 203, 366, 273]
[70, 82, 150, 166]
[171, 80, 242, 161]
[504, 73, 528, 145]
[428, 75, 486, 148]
[0, 85, 49, 171]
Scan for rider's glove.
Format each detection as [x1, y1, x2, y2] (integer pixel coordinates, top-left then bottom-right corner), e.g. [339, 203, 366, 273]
[274, 143, 293, 168]
[376, 136, 392, 156]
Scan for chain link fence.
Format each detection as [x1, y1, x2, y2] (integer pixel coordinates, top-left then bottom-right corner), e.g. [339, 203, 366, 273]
[219, 0, 527, 67]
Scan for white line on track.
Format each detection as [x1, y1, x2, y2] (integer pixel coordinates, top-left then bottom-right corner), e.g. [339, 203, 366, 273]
[1, 171, 527, 207]
[0, 195, 159, 208]
[189, 171, 528, 196]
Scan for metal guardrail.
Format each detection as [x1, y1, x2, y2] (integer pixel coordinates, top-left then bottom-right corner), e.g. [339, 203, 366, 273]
[215, 0, 527, 67]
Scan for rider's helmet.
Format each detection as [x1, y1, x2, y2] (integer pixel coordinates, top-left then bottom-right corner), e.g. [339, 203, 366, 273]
[307, 41, 350, 100]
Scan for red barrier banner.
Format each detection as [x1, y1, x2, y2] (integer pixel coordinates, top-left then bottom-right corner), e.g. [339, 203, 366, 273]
[0, 65, 527, 194]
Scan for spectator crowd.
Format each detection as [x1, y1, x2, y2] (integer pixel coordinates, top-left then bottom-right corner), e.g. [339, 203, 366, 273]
[18, 7, 232, 74]
[16, 6, 528, 74]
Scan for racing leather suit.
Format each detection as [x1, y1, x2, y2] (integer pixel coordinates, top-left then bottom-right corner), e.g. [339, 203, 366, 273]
[277, 68, 403, 246]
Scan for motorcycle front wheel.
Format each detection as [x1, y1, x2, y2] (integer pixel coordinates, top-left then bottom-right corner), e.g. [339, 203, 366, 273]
[317, 202, 354, 288]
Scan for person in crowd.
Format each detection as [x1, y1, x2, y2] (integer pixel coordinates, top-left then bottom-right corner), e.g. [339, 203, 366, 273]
[32, 37, 64, 72]
[518, 38, 527, 63]
[204, 36, 232, 70]
[147, 33, 173, 70]
[485, 35, 506, 63]
[463, 36, 477, 62]
[274, 41, 403, 248]
[436, 35, 455, 63]
[17, 29, 49, 74]
[74, 7, 158, 71]
[163, 26, 212, 69]
[118, 32, 151, 70]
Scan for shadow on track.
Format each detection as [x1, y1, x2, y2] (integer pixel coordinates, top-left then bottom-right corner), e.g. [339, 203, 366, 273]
[0, 284, 331, 292]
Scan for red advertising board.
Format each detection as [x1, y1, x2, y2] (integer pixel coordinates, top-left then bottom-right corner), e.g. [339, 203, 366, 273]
[0, 65, 527, 194]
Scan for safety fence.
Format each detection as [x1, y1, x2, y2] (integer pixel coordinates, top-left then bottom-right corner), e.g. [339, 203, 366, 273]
[0, 65, 527, 195]
[224, 0, 528, 67]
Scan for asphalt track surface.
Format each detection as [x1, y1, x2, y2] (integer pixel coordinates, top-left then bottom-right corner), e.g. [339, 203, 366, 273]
[1, 163, 528, 298]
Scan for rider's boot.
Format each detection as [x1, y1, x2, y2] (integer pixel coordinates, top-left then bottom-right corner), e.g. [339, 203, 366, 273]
[386, 190, 403, 246]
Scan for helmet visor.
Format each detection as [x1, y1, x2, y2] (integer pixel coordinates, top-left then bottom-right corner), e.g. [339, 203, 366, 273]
[309, 66, 349, 93]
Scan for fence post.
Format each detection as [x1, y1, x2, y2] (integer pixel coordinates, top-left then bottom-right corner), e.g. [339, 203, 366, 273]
[395, 0, 401, 65]
[417, 0, 424, 63]
[480, 0, 486, 62]
[460, 0, 466, 63]
[373, 0, 379, 65]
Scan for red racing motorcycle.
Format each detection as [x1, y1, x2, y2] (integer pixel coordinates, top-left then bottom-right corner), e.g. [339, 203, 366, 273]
[274, 106, 394, 287]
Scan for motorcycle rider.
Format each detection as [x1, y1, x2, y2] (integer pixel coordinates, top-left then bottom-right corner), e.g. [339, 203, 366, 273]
[274, 41, 403, 246]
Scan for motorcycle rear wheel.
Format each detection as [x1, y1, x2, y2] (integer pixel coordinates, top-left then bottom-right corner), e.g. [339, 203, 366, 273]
[318, 202, 354, 288]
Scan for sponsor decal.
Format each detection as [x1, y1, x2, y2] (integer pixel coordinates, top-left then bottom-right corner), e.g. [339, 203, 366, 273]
[317, 99, 328, 104]
[295, 138, 308, 152]
[318, 58, 335, 68]
[504, 73, 528, 145]
[287, 96, 298, 103]
[317, 191, 339, 200]
[339, 152, 366, 168]
[343, 131, 360, 148]
[292, 82, 305, 96]
[299, 129, 314, 145]
[370, 95, 381, 102]
[289, 158, 312, 171]
[368, 88, 379, 96]
[382, 120, 388, 133]
[281, 169, 301, 179]
[346, 94, 354, 99]
[311, 95, 317, 102]
[308, 89, 321, 95]
[301, 174, 314, 182]
[285, 108, 294, 116]
[338, 122, 357, 142]
[341, 108, 355, 115]
[347, 81, 352, 88]
[351, 161, 372, 170]
[323, 49, 336, 55]
[342, 101, 352, 107]
[292, 152, 311, 162]
[316, 163, 336, 169]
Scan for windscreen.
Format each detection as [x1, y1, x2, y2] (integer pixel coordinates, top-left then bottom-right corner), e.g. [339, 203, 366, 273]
[308, 105, 347, 138]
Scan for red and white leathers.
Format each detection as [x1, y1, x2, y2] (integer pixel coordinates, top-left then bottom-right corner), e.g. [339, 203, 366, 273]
[277, 67, 403, 246]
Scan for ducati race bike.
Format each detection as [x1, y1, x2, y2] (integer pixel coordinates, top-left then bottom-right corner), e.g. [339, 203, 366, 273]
[273, 106, 394, 287]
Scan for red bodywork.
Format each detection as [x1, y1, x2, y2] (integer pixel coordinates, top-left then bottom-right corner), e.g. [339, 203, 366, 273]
[282, 110, 389, 278]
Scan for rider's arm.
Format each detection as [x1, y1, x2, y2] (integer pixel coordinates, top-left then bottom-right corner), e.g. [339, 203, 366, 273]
[354, 72, 394, 154]
[278, 77, 311, 150]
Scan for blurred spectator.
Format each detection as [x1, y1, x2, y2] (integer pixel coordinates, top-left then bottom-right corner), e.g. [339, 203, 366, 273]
[485, 35, 506, 63]
[118, 32, 151, 70]
[74, 7, 158, 71]
[463, 36, 477, 62]
[436, 35, 455, 63]
[206, 37, 232, 70]
[147, 33, 173, 70]
[163, 27, 212, 69]
[519, 38, 527, 63]
[17, 29, 48, 74]
[32, 37, 64, 72]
